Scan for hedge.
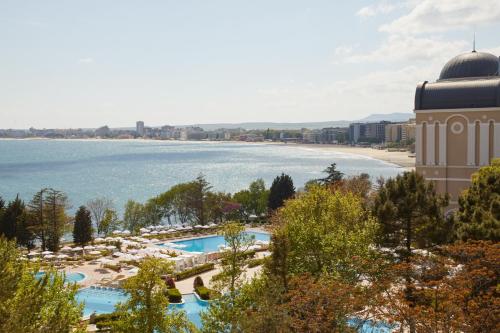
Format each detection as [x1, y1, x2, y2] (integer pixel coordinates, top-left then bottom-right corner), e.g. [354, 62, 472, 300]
[195, 286, 210, 300]
[174, 263, 215, 281]
[167, 288, 182, 303]
[247, 257, 265, 268]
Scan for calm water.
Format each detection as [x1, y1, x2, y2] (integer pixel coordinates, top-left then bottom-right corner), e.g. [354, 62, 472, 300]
[76, 288, 208, 327]
[160, 231, 271, 253]
[0, 139, 402, 215]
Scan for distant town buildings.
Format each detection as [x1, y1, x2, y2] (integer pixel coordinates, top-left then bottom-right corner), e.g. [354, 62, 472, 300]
[385, 119, 416, 144]
[414, 50, 500, 206]
[136, 121, 145, 137]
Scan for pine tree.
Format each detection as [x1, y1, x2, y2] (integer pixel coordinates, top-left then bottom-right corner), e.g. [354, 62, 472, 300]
[27, 188, 48, 250]
[372, 171, 450, 260]
[0, 195, 25, 240]
[268, 173, 295, 211]
[44, 188, 69, 252]
[454, 159, 500, 241]
[73, 206, 93, 246]
[317, 163, 344, 186]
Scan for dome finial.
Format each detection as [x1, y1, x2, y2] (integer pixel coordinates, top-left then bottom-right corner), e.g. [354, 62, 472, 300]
[473, 31, 476, 52]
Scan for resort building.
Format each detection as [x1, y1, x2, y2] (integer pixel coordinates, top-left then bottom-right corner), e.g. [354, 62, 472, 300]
[385, 119, 416, 144]
[414, 50, 500, 206]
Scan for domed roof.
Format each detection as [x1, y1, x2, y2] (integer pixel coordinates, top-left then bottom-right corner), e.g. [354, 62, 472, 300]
[439, 51, 499, 80]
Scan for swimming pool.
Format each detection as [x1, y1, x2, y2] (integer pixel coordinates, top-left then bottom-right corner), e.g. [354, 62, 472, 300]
[35, 271, 86, 283]
[76, 288, 393, 331]
[158, 231, 270, 253]
[76, 288, 208, 327]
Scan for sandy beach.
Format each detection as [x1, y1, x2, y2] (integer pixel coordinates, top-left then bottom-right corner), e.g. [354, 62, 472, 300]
[258, 142, 416, 168]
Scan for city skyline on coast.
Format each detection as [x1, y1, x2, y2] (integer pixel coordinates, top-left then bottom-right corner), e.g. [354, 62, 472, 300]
[2, 1, 500, 129]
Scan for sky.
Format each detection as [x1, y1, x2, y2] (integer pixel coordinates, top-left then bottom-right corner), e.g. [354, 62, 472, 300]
[1, 0, 500, 129]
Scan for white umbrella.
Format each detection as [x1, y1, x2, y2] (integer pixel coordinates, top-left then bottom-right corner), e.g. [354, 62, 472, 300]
[194, 225, 203, 229]
[88, 250, 101, 255]
[105, 237, 115, 242]
[41, 250, 53, 255]
[122, 230, 131, 235]
[44, 254, 55, 259]
[71, 247, 83, 252]
[208, 223, 217, 227]
[94, 237, 105, 243]
[184, 226, 193, 230]
[150, 238, 159, 242]
[96, 244, 107, 249]
[113, 230, 122, 235]
[27, 252, 40, 257]
[112, 252, 124, 257]
[105, 245, 116, 250]
[167, 229, 176, 233]
[83, 245, 95, 250]
[61, 246, 72, 252]
[201, 225, 210, 229]
[142, 233, 150, 236]
[57, 254, 69, 259]
[98, 257, 113, 264]
[151, 231, 158, 235]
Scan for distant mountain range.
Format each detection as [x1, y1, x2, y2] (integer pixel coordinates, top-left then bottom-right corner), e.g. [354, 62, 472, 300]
[180, 112, 414, 131]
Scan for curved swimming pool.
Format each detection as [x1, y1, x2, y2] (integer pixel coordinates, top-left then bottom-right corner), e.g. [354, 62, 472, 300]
[76, 288, 208, 327]
[158, 231, 270, 253]
[35, 271, 86, 283]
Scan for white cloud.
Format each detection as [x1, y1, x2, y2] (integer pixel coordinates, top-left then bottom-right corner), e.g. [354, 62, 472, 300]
[335, 35, 468, 64]
[357, 0, 398, 18]
[78, 57, 94, 64]
[381, 0, 500, 35]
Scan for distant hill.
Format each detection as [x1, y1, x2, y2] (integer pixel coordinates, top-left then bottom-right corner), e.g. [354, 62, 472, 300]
[181, 112, 414, 130]
[357, 112, 413, 123]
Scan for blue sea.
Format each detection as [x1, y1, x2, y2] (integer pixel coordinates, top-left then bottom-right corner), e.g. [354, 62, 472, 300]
[0, 139, 403, 216]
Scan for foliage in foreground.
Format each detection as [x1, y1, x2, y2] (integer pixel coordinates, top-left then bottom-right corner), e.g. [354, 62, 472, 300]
[111, 257, 197, 333]
[0, 237, 84, 333]
[454, 158, 500, 242]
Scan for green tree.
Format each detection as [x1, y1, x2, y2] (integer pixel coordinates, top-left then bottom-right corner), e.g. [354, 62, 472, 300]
[123, 200, 145, 232]
[0, 237, 84, 332]
[73, 206, 93, 246]
[273, 185, 378, 282]
[44, 188, 69, 252]
[317, 162, 344, 186]
[372, 171, 451, 261]
[0, 195, 24, 240]
[372, 171, 450, 333]
[100, 208, 121, 236]
[112, 257, 196, 333]
[27, 188, 48, 250]
[268, 173, 295, 211]
[211, 222, 254, 295]
[454, 159, 500, 241]
[189, 174, 212, 226]
[248, 179, 268, 216]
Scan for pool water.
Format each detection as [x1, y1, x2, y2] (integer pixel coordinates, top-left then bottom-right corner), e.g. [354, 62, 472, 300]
[35, 271, 86, 283]
[76, 288, 394, 331]
[159, 231, 270, 253]
[76, 288, 208, 327]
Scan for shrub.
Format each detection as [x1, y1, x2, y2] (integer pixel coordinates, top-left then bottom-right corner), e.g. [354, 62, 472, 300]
[247, 257, 266, 268]
[90, 312, 121, 330]
[195, 286, 210, 300]
[193, 276, 204, 289]
[103, 263, 121, 272]
[166, 288, 182, 303]
[174, 263, 215, 281]
[165, 276, 176, 289]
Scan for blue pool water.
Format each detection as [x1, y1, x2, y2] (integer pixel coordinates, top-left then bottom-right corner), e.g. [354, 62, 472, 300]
[35, 271, 86, 283]
[76, 288, 393, 331]
[76, 288, 208, 327]
[159, 231, 271, 253]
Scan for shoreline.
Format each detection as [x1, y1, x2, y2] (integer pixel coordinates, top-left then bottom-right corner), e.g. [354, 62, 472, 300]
[0, 137, 415, 168]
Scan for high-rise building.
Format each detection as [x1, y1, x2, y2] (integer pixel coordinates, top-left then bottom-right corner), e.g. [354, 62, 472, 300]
[414, 50, 500, 207]
[136, 121, 145, 136]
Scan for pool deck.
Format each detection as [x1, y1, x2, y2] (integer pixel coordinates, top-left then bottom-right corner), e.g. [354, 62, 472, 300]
[64, 227, 269, 294]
